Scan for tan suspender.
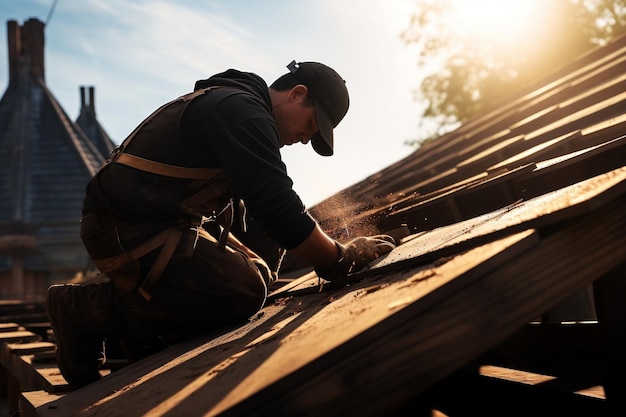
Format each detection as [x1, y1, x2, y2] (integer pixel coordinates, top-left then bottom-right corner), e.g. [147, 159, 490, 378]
[104, 86, 225, 179]
[93, 86, 240, 300]
[115, 153, 223, 180]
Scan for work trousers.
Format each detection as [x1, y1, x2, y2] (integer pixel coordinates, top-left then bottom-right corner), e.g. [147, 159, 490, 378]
[79, 211, 271, 350]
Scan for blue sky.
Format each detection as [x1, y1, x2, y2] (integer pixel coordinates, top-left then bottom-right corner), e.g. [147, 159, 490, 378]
[1, 0, 424, 207]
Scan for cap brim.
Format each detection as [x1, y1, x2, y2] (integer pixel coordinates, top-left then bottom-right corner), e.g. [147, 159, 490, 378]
[311, 102, 334, 156]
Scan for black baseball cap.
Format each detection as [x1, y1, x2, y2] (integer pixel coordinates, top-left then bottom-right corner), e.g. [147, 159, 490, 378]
[287, 60, 349, 156]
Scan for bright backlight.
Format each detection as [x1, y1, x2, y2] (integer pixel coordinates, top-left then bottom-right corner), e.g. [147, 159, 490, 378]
[448, 0, 541, 43]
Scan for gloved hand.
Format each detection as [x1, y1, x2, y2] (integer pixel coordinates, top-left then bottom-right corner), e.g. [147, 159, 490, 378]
[315, 235, 396, 281]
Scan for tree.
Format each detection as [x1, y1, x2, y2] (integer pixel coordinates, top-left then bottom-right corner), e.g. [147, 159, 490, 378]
[403, 0, 626, 146]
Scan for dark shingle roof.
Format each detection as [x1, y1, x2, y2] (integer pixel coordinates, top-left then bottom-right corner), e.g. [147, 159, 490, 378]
[75, 86, 116, 158]
[0, 19, 105, 277]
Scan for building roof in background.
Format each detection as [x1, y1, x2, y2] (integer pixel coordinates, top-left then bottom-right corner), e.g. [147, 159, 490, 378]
[0, 19, 109, 276]
[75, 85, 116, 158]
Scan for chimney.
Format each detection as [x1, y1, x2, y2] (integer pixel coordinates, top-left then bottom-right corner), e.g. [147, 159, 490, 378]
[89, 86, 96, 116]
[80, 86, 97, 116]
[6, 18, 45, 86]
[80, 86, 86, 108]
[7, 20, 20, 84]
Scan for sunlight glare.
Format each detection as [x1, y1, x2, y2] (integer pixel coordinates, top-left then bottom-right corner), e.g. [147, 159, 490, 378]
[448, 0, 541, 43]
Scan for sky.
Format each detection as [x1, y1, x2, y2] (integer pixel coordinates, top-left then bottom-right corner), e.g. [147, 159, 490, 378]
[1, 0, 425, 207]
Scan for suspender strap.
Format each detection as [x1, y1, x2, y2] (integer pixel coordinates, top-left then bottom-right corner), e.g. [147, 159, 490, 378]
[115, 153, 224, 180]
[138, 227, 183, 301]
[104, 86, 223, 171]
[92, 227, 183, 301]
[93, 86, 243, 299]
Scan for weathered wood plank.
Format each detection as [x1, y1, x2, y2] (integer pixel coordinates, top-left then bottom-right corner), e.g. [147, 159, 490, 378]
[0, 323, 20, 333]
[18, 92, 626, 417]
[28, 230, 539, 417]
[511, 134, 626, 199]
[428, 365, 608, 417]
[273, 166, 626, 300]
[223, 192, 625, 417]
[0, 331, 39, 345]
[0, 342, 55, 371]
[30, 188, 624, 416]
[477, 364, 604, 400]
[20, 390, 63, 417]
[1, 342, 56, 415]
[380, 135, 624, 234]
[375, 166, 625, 274]
[12, 354, 71, 393]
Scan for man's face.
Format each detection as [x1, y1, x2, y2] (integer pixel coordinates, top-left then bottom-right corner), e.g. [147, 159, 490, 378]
[274, 85, 319, 148]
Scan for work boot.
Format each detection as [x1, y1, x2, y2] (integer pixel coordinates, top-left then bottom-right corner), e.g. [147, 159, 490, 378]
[46, 282, 117, 388]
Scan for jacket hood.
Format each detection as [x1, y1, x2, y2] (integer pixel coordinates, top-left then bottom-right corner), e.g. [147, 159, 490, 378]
[194, 69, 270, 107]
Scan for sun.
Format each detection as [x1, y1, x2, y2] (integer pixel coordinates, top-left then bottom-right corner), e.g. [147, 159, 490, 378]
[448, 0, 542, 43]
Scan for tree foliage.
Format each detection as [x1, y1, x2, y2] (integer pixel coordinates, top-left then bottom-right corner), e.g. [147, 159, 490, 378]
[403, 0, 626, 146]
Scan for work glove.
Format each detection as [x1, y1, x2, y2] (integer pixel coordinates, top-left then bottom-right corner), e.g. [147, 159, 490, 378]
[315, 235, 396, 281]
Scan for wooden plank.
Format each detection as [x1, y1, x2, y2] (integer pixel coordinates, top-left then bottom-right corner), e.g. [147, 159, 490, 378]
[370, 72, 624, 208]
[0, 302, 47, 330]
[20, 391, 63, 417]
[275, 166, 626, 299]
[387, 137, 625, 234]
[455, 134, 526, 174]
[0, 323, 20, 332]
[34, 186, 625, 416]
[476, 364, 604, 400]
[486, 130, 582, 173]
[4, 342, 55, 355]
[1, 342, 57, 416]
[223, 190, 625, 417]
[428, 365, 608, 417]
[379, 164, 535, 233]
[0, 331, 39, 344]
[370, 130, 515, 201]
[524, 91, 626, 143]
[27, 305, 293, 416]
[509, 105, 562, 136]
[510, 134, 626, 198]
[10, 353, 105, 393]
[21, 151, 626, 417]
[28, 230, 539, 417]
[0, 342, 55, 369]
[373, 166, 625, 275]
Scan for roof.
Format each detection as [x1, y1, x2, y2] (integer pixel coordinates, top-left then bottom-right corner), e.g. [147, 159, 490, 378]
[75, 86, 116, 158]
[0, 19, 107, 277]
[309, 32, 626, 241]
[11, 30, 626, 417]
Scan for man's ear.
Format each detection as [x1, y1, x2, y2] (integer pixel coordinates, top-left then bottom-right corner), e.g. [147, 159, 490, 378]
[288, 84, 309, 102]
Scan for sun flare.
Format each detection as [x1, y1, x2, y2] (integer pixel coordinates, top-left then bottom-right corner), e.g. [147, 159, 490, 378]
[448, 0, 542, 43]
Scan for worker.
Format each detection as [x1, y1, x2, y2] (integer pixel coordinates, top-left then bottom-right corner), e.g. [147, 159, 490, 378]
[46, 61, 395, 388]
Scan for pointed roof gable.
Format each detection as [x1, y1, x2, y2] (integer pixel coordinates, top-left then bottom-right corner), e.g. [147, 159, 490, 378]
[76, 86, 116, 158]
[0, 18, 106, 290]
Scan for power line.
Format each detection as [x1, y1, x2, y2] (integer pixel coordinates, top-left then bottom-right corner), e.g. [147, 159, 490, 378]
[45, 0, 59, 27]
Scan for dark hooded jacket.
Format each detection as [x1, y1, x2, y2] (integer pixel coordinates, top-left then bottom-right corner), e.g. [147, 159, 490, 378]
[83, 69, 316, 250]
